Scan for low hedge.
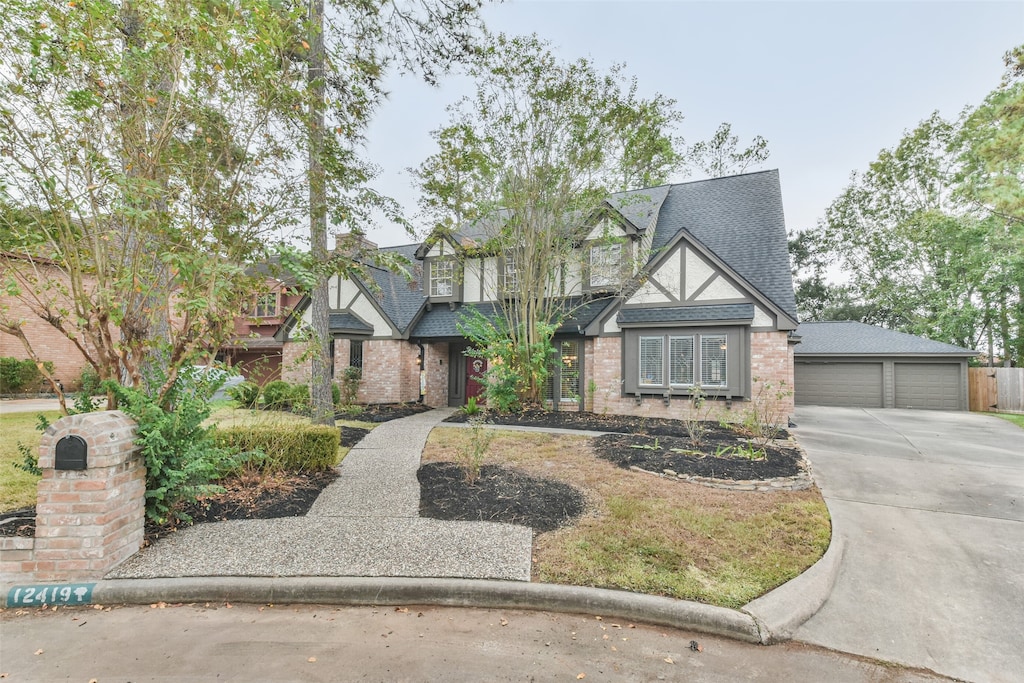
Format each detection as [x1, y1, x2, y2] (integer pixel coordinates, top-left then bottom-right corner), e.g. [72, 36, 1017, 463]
[214, 424, 341, 471]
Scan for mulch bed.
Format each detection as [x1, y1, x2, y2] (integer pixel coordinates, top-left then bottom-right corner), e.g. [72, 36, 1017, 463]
[0, 507, 36, 538]
[340, 427, 371, 447]
[417, 462, 585, 532]
[338, 402, 433, 423]
[445, 408, 789, 440]
[592, 433, 802, 480]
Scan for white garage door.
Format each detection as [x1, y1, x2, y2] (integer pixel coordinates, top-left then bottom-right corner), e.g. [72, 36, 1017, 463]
[894, 363, 961, 410]
[795, 362, 884, 408]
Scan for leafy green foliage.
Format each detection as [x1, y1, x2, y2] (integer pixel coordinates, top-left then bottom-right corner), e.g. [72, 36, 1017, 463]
[337, 366, 361, 407]
[457, 306, 556, 413]
[214, 424, 340, 472]
[113, 370, 237, 525]
[456, 416, 494, 485]
[686, 122, 770, 178]
[415, 34, 685, 404]
[0, 357, 54, 394]
[794, 46, 1023, 365]
[228, 381, 261, 409]
[261, 381, 293, 410]
[462, 396, 481, 416]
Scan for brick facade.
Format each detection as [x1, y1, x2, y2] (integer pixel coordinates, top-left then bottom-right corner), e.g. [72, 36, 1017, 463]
[283, 338, 423, 405]
[0, 263, 93, 391]
[585, 332, 794, 422]
[0, 411, 145, 583]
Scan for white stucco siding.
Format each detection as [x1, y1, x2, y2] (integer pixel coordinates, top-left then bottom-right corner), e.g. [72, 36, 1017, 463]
[464, 259, 482, 302]
[694, 275, 745, 301]
[329, 278, 339, 308]
[626, 281, 671, 305]
[684, 248, 716, 299]
[349, 292, 392, 335]
[481, 257, 499, 300]
[753, 306, 775, 328]
[652, 248, 681, 299]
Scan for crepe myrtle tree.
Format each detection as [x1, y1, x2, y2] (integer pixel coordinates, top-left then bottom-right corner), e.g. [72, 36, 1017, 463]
[0, 0, 483, 414]
[412, 33, 688, 405]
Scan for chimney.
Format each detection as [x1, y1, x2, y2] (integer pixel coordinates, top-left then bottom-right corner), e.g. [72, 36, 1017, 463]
[334, 232, 378, 258]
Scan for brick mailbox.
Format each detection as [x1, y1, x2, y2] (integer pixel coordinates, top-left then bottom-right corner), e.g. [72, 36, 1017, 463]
[23, 411, 146, 582]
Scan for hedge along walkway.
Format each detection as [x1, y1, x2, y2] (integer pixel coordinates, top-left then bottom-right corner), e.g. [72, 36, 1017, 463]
[107, 408, 533, 581]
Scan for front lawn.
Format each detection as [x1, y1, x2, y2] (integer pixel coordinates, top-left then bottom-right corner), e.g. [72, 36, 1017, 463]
[0, 411, 60, 512]
[421, 427, 831, 609]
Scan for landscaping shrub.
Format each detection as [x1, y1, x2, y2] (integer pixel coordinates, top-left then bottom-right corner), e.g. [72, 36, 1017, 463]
[214, 424, 340, 471]
[113, 373, 239, 524]
[0, 358, 53, 394]
[79, 366, 102, 396]
[262, 380, 292, 409]
[228, 380, 261, 409]
[287, 383, 310, 414]
[338, 366, 361, 406]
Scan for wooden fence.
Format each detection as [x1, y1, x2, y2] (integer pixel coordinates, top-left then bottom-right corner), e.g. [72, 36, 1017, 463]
[969, 367, 1024, 413]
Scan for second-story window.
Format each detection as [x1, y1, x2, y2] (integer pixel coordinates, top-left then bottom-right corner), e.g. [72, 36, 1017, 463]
[254, 293, 279, 318]
[589, 243, 621, 288]
[503, 252, 519, 291]
[430, 259, 454, 297]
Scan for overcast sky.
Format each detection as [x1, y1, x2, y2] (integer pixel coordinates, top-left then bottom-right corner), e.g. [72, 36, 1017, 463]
[352, 0, 1023, 248]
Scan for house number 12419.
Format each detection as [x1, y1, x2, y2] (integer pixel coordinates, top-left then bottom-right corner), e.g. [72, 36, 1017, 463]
[7, 583, 95, 607]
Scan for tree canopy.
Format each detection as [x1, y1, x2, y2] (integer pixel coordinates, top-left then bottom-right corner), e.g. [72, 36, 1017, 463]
[792, 45, 1023, 365]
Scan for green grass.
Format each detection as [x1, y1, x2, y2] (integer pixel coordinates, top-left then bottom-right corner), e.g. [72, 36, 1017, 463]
[991, 412, 1024, 429]
[424, 427, 832, 609]
[0, 411, 60, 512]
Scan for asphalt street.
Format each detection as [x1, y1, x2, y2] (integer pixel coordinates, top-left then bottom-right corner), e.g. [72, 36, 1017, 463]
[0, 602, 951, 682]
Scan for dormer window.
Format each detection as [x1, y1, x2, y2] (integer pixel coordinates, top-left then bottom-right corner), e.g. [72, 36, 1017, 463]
[589, 243, 622, 288]
[253, 292, 279, 318]
[430, 259, 454, 298]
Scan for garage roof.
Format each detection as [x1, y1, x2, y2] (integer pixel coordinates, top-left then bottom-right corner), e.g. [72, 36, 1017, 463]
[795, 321, 977, 356]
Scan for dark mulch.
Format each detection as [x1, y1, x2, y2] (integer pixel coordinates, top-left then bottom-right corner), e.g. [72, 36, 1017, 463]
[0, 507, 36, 538]
[445, 408, 788, 440]
[338, 402, 433, 423]
[340, 426, 371, 447]
[417, 462, 586, 533]
[592, 433, 802, 480]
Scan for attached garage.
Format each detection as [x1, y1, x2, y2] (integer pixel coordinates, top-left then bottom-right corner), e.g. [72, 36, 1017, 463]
[795, 362, 882, 408]
[794, 322, 977, 411]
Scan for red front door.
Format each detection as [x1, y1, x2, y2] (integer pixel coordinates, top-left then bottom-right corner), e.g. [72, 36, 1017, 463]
[466, 357, 487, 403]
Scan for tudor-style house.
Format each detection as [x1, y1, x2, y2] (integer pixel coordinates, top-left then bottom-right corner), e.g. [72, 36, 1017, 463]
[280, 170, 799, 421]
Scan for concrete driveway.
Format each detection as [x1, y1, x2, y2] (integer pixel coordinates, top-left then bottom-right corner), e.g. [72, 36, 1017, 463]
[793, 407, 1023, 683]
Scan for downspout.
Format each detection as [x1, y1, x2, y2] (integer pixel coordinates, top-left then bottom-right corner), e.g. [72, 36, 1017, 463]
[417, 340, 426, 403]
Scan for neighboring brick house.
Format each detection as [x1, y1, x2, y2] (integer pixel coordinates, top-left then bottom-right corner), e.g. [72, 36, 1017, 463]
[218, 271, 305, 386]
[283, 170, 800, 421]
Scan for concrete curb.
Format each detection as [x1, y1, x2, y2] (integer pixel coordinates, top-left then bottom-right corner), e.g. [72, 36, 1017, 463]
[741, 514, 845, 644]
[4, 576, 762, 643]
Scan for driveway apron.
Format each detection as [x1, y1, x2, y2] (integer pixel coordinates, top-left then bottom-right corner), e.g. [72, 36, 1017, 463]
[108, 408, 533, 582]
[793, 407, 1024, 683]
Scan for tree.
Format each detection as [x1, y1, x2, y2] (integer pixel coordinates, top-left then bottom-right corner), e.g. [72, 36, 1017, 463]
[806, 45, 1023, 364]
[0, 0, 483, 414]
[413, 34, 686, 404]
[686, 122, 770, 178]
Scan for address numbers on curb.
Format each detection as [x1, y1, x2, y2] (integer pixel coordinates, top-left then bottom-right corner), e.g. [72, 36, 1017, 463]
[7, 583, 96, 607]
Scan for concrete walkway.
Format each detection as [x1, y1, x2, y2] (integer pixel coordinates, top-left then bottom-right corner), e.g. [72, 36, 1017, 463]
[107, 408, 534, 581]
[792, 407, 1024, 683]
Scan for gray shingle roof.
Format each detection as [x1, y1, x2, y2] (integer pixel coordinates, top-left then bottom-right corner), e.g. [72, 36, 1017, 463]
[648, 170, 797, 322]
[618, 304, 754, 325]
[411, 298, 615, 339]
[795, 321, 977, 355]
[328, 313, 372, 334]
[608, 185, 671, 230]
[361, 244, 426, 334]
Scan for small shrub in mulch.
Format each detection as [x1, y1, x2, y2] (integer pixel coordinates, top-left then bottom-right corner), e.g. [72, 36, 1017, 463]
[445, 408, 788, 440]
[593, 433, 803, 480]
[417, 462, 586, 533]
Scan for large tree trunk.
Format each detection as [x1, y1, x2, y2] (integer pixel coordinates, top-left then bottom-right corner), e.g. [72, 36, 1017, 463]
[308, 0, 334, 426]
